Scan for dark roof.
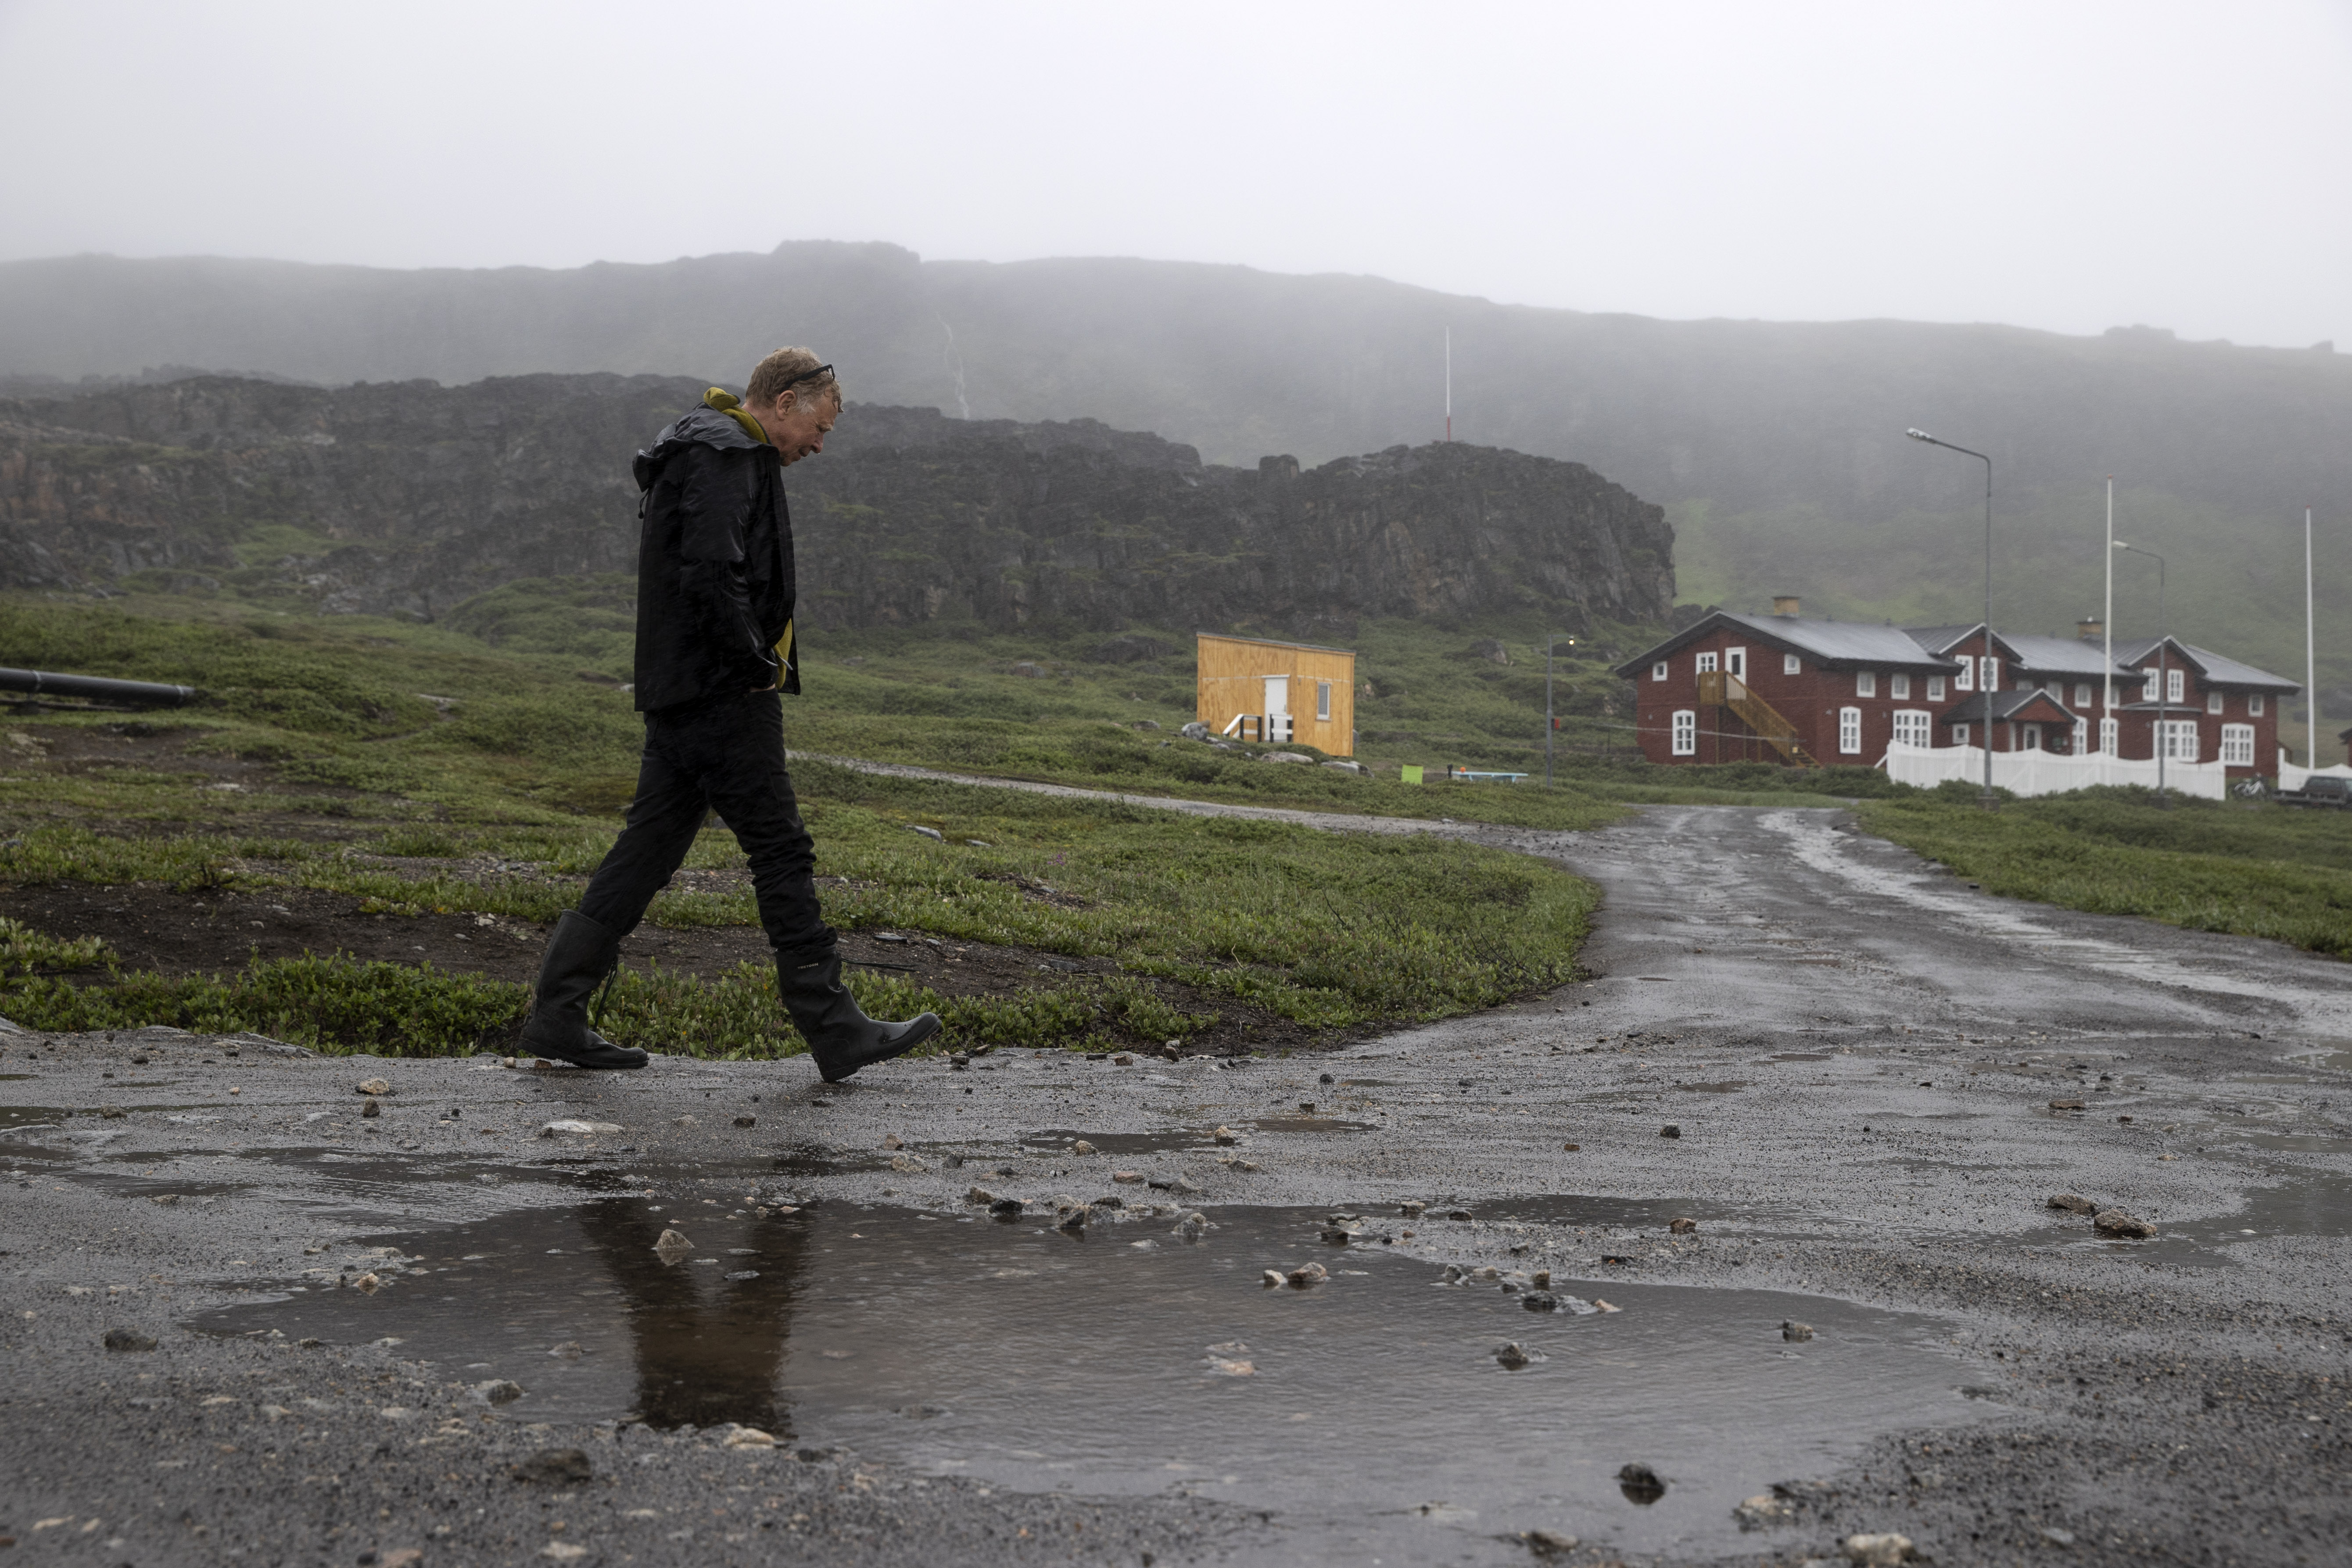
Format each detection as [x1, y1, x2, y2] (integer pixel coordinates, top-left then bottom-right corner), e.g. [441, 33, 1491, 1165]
[1195, 632, 1355, 657]
[1939, 689, 2075, 724]
[2000, 633, 2127, 679]
[2110, 635, 2296, 690]
[1615, 611, 1960, 678]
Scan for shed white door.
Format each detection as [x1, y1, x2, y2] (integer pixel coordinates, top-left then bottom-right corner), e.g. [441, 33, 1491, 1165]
[1264, 676, 1290, 717]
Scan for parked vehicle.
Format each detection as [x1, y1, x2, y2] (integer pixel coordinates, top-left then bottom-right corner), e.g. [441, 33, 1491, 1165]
[2278, 775, 2352, 809]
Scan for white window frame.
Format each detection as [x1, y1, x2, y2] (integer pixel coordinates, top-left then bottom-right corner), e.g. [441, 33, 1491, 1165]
[1652, 661, 1669, 682]
[2206, 690, 2224, 716]
[1891, 709, 1931, 747]
[1695, 651, 1718, 674]
[2162, 719, 2199, 761]
[1726, 646, 1747, 679]
[1316, 680, 1333, 721]
[1891, 673, 1911, 700]
[2167, 667, 2185, 704]
[1954, 658, 1973, 693]
[2219, 723, 2255, 766]
[1981, 657, 2002, 691]
[2099, 715, 2118, 754]
[2074, 682, 2092, 708]
[2022, 722, 2043, 751]
[2250, 693, 2264, 717]
[1952, 722, 1970, 747]
[2071, 717, 2087, 753]
[1670, 709, 1697, 756]
[2143, 670, 2161, 702]
[1782, 653, 1801, 675]
[1856, 671, 1877, 698]
[1838, 706, 1862, 754]
[1927, 675, 1947, 701]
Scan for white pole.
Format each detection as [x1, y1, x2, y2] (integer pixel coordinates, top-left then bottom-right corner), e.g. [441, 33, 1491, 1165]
[2309, 504, 2320, 766]
[1444, 328, 1452, 444]
[2103, 476, 2114, 750]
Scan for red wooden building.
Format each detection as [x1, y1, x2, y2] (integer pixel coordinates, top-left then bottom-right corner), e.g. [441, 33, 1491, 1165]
[1615, 599, 2297, 779]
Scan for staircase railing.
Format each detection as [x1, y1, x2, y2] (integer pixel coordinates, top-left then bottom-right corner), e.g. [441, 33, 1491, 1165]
[1698, 670, 1818, 767]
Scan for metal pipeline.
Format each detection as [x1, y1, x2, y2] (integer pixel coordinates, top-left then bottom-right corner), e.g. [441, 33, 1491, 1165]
[0, 667, 199, 706]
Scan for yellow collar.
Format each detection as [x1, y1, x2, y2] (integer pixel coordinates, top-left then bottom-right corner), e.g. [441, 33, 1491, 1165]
[703, 387, 771, 445]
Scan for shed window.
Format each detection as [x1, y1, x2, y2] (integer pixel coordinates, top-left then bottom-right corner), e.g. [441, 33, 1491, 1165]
[1838, 706, 1862, 754]
[2250, 693, 2264, 717]
[1651, 661, 1669, 682]
[1855, 671, 1876, 698]
[1783, 653, 1801, 675]
[1317, 681, 1333, 721]
[1891, 710, 1931, 747]
[1926, 675, 1946, 701]
[1696, 652, 1718, 674]
[2206, 691, 2223, 716]
[1891, 673, 1910, 700]
[2220, 724, 2255, 766]
[1670, 710, 1696, 756]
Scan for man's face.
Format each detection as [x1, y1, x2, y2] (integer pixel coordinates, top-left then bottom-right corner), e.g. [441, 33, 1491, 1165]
[753, 388, 838, 464]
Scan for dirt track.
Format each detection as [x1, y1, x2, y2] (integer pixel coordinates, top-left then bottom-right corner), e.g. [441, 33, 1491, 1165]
[2, 799, 2345, 1566]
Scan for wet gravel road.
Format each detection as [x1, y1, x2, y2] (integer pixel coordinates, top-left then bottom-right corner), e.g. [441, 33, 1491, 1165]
[2, 802, 2347, 1568]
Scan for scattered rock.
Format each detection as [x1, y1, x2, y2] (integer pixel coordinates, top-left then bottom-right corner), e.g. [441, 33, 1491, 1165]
[2047, 1194, 2097, 1214]
[97, 1104, 126, 1120]
[1262, 1269, 1286, 1288]
[1205, 1356, 1255, 1376]
[102, 1328, 156, 1353]
[2093, 1209, 2156, 1238]
[653, 1229, 695, 1258]
[1112, 1053, 1133, 1066]
[1592, 1299, 1620, 1313]
[1261, 751, 1312, 764]
[1111, 1170, 1145, 1184]
[1669, 1216, 1697, 1234]
[1071, 1140, 1095, 1156]
[472, 1379, 525, 1406]
[733, 1115, 756, 1129]
[361, 1099, 381, 1119]
[721, 1425, 778, 1448]
[1617, 1462, 1666, 1504]
[1287, 1262, 1327, 1288]
[540, 1119, 622, 1136]
[1447, 1209, 1472, 1222]
[879, 1134, 904, 1150]
[2038, 1525, 2077, 1546]
[1841, 1532, 1915, 1565]
[989, 1198, 1024, 1220]
[1170, 1176, 1203, 1195]
[1735, 1492, 1796, 1529]
[1057, 1205, 1091, 1232]
[1523, 1528, 1579, 1557]
[965, 1186, 996, 1206]
[512, 1447, 594, 1485]
[1399, 1200, 1426, 1216]
[1212, 1127, 1238, 1145]
[547, 1341, 584, 1360]
[1522, 1291, 1559, 1312]
[149, 1193, 180, 1206]
[353, 1273, 382, 1294]
[725, 1269, 759, 1281]
[1660, 1124, 1681, 1138]
[1179, 721, 1212, 740]
[1782, 1320, 1814, 1342]
[1561, 1142, 1581, 1152]
[1494, 1341, 1538, 1370]
[356, 1079, 391, 1096]
[540, 1544, 588, 1563]
[2047, 1099, 2085, 1112]
[1175, 1210, 1210, 1239]
[888, 1154, 926, 1173]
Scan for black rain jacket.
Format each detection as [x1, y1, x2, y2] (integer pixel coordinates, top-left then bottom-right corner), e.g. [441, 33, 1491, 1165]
[629, 404, 799, 711]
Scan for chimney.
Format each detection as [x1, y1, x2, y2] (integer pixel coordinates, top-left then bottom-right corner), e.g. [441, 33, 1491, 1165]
[2076, 616, 2103, 643]
[1772, 595, 1801, 617]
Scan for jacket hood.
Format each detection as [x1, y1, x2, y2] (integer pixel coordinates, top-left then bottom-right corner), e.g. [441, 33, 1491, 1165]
[634, 403, 770, 488]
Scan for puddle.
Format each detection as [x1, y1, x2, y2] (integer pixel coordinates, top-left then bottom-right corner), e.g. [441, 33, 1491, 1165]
[1672, 1081, 1750, 1094]
[1241, 1116, 1378, 1134]
[2034, 1171, 2352, 1263]
[1017, 1129, 1212, 1157]
[196, 1202, 1993, 1559]
[0, 1104, 71, 1131]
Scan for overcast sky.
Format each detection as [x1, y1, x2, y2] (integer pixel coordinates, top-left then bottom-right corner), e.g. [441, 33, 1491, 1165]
[3, 0, 2347, 349]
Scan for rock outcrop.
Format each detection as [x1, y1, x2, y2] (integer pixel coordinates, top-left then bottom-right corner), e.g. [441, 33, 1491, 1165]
[0, 374, 1673, 633]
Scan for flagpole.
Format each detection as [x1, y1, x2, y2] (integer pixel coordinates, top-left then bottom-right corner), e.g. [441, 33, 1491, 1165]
[1444, 328, 1452, 444]
[2309, 504, 2320, 766]
[2103, 477, 2114, 751]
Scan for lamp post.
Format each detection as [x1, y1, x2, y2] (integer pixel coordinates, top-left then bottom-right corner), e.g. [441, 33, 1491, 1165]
[1544, 636, 1576, 788]
[1906, 428, 1997, 806]
[2115, 541, 2169, 805]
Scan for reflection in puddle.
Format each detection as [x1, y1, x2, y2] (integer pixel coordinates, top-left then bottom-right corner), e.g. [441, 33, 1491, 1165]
[1017, 1128, 1211, 1157]
[197, 1203, 1993, 1559]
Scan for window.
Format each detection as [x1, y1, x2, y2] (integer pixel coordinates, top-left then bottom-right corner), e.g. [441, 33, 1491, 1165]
[1726, 647, 1747, 678]
[1952, 722, 1970, 747]
[1838, 706, 1862, 754]
[1696, 652, 1718, 674]
[2099, 716, 2118, 754]
[2022, 723, 2043, 751]
[2072, 717, 2087, 753]
[1891, 710, 1932, 747]
[1671, 710, 1696, 756]
[1316, 681, 1332, 721]
[1891, 673, 1911, 700]
[2220, 724, 2255, 766]
[2162, 720, 2199, 761]
[1783, 653, 1801, 675]
[1954, 658, 1973, 693]
[1981, 657, 2001, 690]
[2250, 693, 2265, 717]
[1856, 671, 1877, 698]
[2206, 691, 2223, 716]
[1651, 661, 1669, 681]
[2074, 682, 2093, 708]
[1927, 675, 1947, 701]
[2167, 667, 2185, 704]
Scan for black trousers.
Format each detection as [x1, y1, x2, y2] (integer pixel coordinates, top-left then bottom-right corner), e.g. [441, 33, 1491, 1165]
[576, 689, 835, 958]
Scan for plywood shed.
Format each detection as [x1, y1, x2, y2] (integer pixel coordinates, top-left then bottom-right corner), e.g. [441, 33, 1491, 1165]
[1196, 633, 1356, 756]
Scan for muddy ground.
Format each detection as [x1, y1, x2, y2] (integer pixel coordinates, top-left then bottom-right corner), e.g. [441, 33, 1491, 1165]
[1, 799, 2347, 1567]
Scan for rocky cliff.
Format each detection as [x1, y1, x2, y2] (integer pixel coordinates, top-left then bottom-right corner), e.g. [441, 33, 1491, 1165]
[0, 374, 1673, 635]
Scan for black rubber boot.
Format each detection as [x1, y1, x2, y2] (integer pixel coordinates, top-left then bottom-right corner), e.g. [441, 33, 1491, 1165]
[516, 911, 649, 1070]
[776, 947, 940, 1082]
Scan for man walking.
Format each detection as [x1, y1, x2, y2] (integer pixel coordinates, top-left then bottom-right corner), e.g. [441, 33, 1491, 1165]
[516, 347, 939, 1077]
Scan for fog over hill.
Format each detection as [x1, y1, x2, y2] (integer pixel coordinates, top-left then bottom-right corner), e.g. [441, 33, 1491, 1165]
[3, 242, 2347, 726]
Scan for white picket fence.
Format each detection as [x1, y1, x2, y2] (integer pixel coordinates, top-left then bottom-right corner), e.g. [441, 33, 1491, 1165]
[1880, 741, 2227, 800]
[2277, 751, 2352, 792]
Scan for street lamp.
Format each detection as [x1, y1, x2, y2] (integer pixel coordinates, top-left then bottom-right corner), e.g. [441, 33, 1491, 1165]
[1906, 428, 1997, 806]
[2115, 541, 2169, 806]
[1544, 636, 1576, 788]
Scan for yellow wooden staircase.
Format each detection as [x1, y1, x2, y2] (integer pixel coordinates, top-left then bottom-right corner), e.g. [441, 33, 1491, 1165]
[1698, 671, 1819, 767]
